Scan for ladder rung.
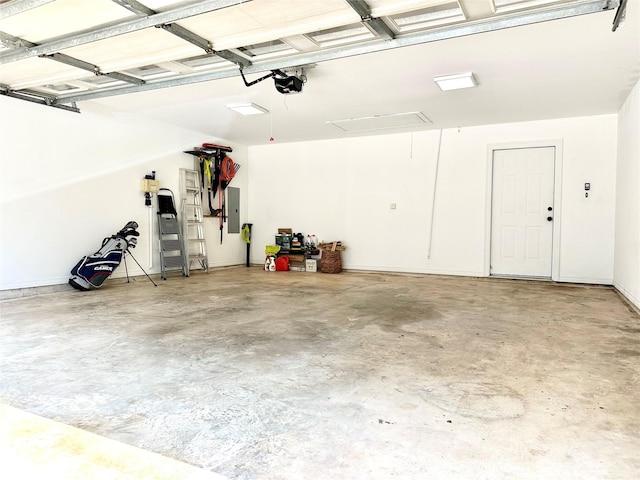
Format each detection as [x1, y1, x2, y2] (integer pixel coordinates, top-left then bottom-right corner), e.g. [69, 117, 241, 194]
[164, 257, 185, 268]
[159, 219, 180, 234]
[161, 240, 182, 250]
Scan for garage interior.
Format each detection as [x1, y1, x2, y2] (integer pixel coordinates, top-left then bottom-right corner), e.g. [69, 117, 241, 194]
[1, 0, 639, 479]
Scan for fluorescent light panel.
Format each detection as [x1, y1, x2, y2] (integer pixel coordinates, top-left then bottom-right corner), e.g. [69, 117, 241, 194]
[227, 102, 268, 115]
[434, 72, 477, 91]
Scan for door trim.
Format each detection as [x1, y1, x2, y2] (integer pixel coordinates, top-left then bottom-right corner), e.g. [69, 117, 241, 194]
[483, 140, 563, 281]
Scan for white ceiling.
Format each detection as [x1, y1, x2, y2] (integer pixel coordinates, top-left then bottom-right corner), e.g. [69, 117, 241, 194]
[1, 0, 638, 146]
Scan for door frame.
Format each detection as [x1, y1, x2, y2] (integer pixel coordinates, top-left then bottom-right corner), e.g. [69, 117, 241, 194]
[483, 139, 564, 281]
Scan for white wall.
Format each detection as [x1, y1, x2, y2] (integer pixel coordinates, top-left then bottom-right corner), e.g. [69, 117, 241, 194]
[0, 94, 623, 290]
[614, 79, 640, 309]
[248, 114, 618, 284]
[0, 97, 248, 290]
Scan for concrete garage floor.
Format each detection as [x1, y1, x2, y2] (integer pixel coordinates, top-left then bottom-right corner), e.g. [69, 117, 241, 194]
[1, 267, 639, 480]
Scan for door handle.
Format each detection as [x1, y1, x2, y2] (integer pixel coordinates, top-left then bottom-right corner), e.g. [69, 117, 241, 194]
[547, 216, 553, 221]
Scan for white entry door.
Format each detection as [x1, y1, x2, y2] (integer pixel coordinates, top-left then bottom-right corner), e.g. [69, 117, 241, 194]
[491, 147, 555, 278]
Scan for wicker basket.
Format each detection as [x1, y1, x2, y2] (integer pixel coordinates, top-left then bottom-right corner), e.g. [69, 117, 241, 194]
[321, 250, 342, 274]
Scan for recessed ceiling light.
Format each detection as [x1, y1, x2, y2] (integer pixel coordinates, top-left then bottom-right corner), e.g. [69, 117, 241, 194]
[434, 72, 477, 91]
[226, 102, 268, 115]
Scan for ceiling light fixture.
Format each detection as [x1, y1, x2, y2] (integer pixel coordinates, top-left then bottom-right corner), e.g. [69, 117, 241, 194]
[434, 72, 477, 91]
[226, 102, 268, 115]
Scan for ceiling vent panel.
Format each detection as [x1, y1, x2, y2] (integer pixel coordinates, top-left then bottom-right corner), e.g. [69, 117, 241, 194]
[326, 111, 432, 132]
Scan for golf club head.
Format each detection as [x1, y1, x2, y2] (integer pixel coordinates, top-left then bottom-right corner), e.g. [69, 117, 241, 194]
[119, 228, 140, 237]
[123, 221, 138, 230]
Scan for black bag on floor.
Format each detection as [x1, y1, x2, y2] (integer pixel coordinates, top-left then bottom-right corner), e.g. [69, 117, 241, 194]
[69, 221, 140, 291]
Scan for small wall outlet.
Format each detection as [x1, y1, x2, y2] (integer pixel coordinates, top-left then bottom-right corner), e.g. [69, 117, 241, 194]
[390, 203, 396, 209]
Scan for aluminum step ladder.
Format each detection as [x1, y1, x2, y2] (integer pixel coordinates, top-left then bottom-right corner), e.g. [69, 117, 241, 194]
[180, 168, 208, 275]
[157, 188, 187, 279]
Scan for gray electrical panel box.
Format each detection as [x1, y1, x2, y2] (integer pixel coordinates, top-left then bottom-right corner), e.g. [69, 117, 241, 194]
[227, 187, 240, 234]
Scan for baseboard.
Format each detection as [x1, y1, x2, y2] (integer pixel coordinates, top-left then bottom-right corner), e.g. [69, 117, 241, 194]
[343, 264, 484, 278]
[555, 276, 613, 286]
[0, 283, 71, 300]
[0, 275, 70, 293]
[613, 281, 640, 314]
[0, 264, 247, 299]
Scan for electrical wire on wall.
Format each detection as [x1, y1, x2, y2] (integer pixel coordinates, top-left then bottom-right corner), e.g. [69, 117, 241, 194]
[410, 132, 414, 159]
[426, 129, 443, 259]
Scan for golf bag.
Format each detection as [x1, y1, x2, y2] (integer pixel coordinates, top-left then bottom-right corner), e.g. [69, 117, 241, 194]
[69, 221, 140, 291]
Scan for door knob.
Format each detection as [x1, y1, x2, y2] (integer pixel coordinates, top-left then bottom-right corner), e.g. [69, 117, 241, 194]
[547, 216, 553, 221]
[547, 206, 553, 211]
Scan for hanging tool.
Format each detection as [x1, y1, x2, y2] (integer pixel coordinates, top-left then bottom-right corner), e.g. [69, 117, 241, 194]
[197, 156, 206, 208]
[205, 157, 215, 215]
[216, 156, 223, 242]
[241, 223, 253, 267]
[184, 143, 234, 218]
[183, 149, 213, 214]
